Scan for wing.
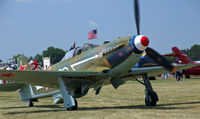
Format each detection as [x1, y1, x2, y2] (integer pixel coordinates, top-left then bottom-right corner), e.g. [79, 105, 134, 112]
[121, 63, 199, 81]
[0, 83, 25, 92]
[0, 63, 198, 88]
[0, 70, 109, 88]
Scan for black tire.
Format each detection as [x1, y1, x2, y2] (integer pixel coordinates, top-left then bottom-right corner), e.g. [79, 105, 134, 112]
[149, 77, 156, 80]
[29, 101, 34, 107]
[67, 99, 78, 111]
[145, 91, 158, 106]
[185, 75, 190, 79]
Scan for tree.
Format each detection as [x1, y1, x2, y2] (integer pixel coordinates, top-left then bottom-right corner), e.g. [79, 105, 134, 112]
[28, 56, 33, 61]
[165, 44, 200, 62]
[189, 44, 200, 61]
[42, 46, 65, 64]
[34, 54, 43, 66]
[0, 59, 2, 62]
[12, 54, 28, 63]
[164, 55, 176, 63]
[181, 44, 200, 61]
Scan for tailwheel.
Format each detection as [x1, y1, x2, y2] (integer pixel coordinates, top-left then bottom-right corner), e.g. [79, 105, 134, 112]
[67, 99, 78, 111]
[145, 91, 158, 106]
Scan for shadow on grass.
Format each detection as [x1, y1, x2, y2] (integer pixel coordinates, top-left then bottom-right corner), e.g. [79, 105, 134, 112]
[5, 101, 200, 115]
[1, 104, 61, 109]
[78, 101, 200, 111]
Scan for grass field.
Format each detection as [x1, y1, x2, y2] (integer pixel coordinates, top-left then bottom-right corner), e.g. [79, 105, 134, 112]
[0, 78, 200, 119]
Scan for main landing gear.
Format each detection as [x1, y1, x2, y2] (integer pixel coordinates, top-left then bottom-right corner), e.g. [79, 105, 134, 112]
[58, 77, 78, 111]
[137, 74, 159, 106]
[66, 99, 78, 111]
[28, 99, 38, 107]
[29, 100, 34, 107]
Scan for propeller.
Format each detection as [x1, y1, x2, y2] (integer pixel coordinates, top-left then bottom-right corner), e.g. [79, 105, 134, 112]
[134, 0, 140, 35]
[145, 47, 174, 71]
[133, 0, 174, 72]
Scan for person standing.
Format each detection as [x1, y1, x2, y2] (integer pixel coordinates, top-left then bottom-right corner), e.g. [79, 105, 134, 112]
[175, 70, 183, 82]
[6, 64, 13, 70]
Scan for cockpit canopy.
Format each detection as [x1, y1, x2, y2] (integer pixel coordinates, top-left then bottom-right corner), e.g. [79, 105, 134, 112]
[62, 43, 99, 61]
[73, 43, 99, 57]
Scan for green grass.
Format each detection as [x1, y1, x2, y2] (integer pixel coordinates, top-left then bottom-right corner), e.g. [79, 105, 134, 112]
[0, 78, 200, 119]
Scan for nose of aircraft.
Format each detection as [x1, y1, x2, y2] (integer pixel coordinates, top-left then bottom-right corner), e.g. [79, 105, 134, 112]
[134, 35, 149, 51]
[140, 36, 149, 47]
[129, 35, 149, 54]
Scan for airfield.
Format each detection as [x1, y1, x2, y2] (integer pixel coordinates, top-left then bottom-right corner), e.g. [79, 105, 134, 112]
[0, 78, 200, 119]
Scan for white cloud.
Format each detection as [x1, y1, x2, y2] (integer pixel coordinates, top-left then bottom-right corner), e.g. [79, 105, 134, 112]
[88, 20, 98, 28]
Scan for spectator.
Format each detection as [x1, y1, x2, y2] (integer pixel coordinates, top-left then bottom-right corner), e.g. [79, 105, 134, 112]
[175, 70, 183, 82]
[6, 64, 13, 70]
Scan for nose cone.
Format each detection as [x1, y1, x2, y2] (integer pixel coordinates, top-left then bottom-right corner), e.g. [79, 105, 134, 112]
[134, 35, 149, 51]
[129, 35, 150, 54]
[140, 36, 149, 47]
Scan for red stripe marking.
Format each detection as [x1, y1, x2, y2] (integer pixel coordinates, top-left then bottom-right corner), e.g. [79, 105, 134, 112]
[1, 73, 15, 78]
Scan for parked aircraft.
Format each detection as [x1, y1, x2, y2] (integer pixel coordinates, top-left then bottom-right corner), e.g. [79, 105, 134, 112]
[165, 47, 200, 78]
[133, 52, 160, 80]
[0, 0, 198, 110]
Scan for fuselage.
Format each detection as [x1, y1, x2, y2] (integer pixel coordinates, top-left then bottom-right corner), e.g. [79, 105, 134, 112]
[50, 36, 142, 75]
[170, 47, 200, 76]
[184, 65, 200, 75]
[47, 36, 147, 98]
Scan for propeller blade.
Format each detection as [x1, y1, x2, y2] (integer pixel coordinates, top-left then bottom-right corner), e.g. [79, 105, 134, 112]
[145, 47, 174, 72]
[134, 0, 140, 35]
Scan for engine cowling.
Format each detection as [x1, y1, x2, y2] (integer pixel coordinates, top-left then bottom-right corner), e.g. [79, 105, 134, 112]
[129, 35, 149, 54]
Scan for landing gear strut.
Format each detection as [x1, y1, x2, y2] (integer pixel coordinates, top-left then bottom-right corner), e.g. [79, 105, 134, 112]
[143, 74, 158, 106]
[58, 77, 78, 110]
[137, 74, 158, 106]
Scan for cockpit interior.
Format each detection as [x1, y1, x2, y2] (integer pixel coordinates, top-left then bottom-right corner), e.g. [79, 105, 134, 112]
[73, 43, 99, 57]
[62, 43, 99, 61]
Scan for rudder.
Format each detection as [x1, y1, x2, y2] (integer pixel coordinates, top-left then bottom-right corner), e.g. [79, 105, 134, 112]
[172, 47, 192, 64]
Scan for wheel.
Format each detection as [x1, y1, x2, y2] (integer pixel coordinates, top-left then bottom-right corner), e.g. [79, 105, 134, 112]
[185, 75, 190, 78]
[29, 100, 34, 107]
[149, 77, 156, 80]
[67, 99, 78, 111]
[145, 91, 158, 106]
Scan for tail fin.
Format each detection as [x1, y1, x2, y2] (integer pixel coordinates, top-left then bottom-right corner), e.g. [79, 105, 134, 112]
[172, 47, 192, 64]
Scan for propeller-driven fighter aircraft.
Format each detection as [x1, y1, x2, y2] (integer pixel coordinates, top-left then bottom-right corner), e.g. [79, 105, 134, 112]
[165, 47, 200, 78]
[0, 0, 198, 110]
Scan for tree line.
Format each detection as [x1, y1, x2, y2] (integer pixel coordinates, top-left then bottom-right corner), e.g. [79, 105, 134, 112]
[0, 46, 66, 67]
[165, 44, 200, 63]
[0, 44, 200, 66]
[181, 44, 200, 61]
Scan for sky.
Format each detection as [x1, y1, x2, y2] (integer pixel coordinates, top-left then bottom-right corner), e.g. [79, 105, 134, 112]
[0, 0, 199, 61]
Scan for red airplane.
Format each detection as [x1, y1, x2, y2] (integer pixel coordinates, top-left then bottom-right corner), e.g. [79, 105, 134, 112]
[165, 47, 200, 78]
